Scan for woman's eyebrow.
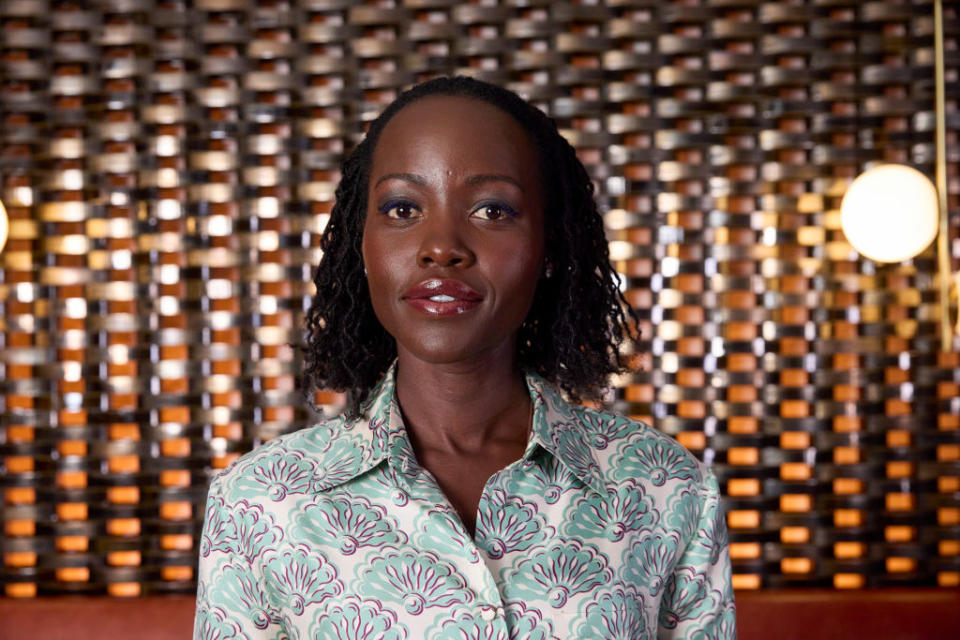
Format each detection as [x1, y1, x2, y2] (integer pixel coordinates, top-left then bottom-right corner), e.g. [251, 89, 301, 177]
[374, 172, 524, 192]
[464, 174, 524, 192]
[374, 172, 428, 187]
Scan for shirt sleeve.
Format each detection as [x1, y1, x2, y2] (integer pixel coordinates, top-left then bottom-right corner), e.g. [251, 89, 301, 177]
[193, 475, 285, 640]
[658, 467, 737, 640]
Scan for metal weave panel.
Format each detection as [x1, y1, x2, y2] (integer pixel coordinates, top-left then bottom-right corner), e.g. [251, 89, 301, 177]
[0, 0, 958, 596]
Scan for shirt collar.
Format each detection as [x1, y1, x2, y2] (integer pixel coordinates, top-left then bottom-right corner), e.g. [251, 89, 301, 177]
[311, 363, 605, 495]
[523, 371, 606, 494]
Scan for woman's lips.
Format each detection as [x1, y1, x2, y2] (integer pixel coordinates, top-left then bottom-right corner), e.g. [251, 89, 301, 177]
[401, 279, 483, 317]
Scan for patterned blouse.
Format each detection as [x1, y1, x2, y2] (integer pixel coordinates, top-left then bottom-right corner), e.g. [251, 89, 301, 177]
[194, 365, 736, 639]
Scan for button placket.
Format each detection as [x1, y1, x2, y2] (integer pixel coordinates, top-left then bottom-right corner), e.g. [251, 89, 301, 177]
[478, 603, 504, 622]
[479, 605, 496, 621]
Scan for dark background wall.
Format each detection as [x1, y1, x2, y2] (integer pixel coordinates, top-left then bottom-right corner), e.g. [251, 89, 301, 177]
[0, 0, 958, 598]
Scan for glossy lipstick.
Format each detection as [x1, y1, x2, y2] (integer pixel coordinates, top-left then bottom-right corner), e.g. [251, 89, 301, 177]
[402, 279, 483, 317]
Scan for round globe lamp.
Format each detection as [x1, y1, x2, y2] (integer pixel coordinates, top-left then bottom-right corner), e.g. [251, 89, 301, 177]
[840, 164, 939, 263]
[0, 199, 8, 253]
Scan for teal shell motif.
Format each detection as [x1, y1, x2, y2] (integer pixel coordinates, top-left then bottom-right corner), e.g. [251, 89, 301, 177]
[576, 584, 648, 639]
[357, 548, 474, 615]
[562, 478, 657, 542]
[503, 538, 614, 608]
[194, 366, 736, 639]
[687, 603, 738, 640]
[425, 611, 511, 640]
[195, 601, 250, 640]
[293, 493, 407, 556]
[232, 448, 316, 502]
[665, 485, 705, 541]
[621, 528, 684, 597]
[212, 499, 284, 565]
[504, 600, 560, 640]
[502, 455, 576, 506]
[683, 484, 729, 566]
[308, 596, 408, 640]
[199, 491, 231, 559]
[262, 543, 343, 616]
[414, 507, 480, 564]
[547, 421, 605, 490]
[658, 567, 723, 630]
[612, 436, 702, 487]
[475, 488, 552, 559]
[310, 435, 373, 492]
[574, 408, 639, 451]
[211, 561, 279, 629]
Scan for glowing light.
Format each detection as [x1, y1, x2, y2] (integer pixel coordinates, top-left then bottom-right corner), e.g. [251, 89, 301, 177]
[0, 200, 8, 252]
[840, 164, 938, 263]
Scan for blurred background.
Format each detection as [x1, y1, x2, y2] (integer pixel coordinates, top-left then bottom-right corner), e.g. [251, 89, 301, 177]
[0, 0, 958, 636]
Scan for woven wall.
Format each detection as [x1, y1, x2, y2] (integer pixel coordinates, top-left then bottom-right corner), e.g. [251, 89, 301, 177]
[1, 0, 958, 597]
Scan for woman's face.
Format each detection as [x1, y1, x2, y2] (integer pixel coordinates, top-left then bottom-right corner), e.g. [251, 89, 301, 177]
[361, 95, 546, 368]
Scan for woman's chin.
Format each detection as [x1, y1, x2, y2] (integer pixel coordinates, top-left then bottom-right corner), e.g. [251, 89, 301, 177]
[393, 333, 517, 370]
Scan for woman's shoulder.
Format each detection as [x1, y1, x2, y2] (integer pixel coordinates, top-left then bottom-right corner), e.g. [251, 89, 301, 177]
[206, 414, 376, 501]
[569, 402, 708, 490]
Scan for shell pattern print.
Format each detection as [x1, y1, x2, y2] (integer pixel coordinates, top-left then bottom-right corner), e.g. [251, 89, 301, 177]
[195, 364, 736, 640]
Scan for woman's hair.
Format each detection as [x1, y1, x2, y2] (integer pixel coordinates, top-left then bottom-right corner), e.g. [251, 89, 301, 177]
[303, 76, 637, 414]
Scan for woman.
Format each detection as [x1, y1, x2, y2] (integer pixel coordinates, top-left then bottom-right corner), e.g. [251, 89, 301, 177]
[195, 77, 735, 639]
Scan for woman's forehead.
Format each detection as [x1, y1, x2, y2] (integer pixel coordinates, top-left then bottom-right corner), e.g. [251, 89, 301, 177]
[369, 95, 541, 183]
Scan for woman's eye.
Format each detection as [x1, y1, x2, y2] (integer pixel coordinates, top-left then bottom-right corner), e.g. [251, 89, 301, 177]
[380, 201, 420, 219]
[472, 203, 516, 221]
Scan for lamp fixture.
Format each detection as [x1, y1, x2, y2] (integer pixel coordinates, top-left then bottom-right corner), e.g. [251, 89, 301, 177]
[839, 0, 954, 351]
[0, 199, 8, 254]
[840, 164, 939, 263]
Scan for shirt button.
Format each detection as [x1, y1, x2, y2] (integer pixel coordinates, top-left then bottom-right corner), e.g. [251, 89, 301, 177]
[479, 605, 498, 622]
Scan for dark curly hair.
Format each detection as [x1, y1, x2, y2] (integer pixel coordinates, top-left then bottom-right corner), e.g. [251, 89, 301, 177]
[303, 76, 637, 414]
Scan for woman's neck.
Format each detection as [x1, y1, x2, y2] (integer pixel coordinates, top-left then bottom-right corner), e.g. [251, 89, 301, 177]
[393, 348, 532, 455]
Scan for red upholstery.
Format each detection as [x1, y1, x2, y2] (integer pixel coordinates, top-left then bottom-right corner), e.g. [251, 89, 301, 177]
[0, 589, 958, 639]
[0, 596, 195, 640]
[735, 588, 960, 640]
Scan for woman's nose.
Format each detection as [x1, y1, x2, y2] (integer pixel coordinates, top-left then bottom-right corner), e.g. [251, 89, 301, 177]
[416, 219, 476, 268]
